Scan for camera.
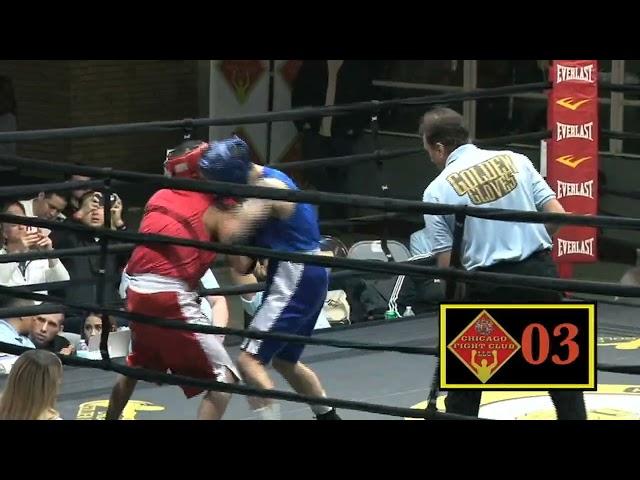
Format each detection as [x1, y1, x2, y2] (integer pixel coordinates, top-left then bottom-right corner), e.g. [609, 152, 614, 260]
[96, 193, 118, 207]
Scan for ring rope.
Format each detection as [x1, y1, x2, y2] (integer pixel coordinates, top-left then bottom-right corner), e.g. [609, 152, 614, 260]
[0, 82, 549, 144]
[0, 80, 635, 145]
[602, 130, 640, 141]
[0, 285, 438, 356]
[276, 147, 423, 171]
[0, 341, 469, 420]
[5, 213, 640, 298]
[0, 244, 135, 264]
[601, 187, 640, 201]
[7, 268, 388, 299]
[0, 179, 106, 199]
[0, 155, 636, 231]
[0, 133, 549, 186]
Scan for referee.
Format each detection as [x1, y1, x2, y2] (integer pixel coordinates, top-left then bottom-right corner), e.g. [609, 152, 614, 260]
[419, 107, 587, 420]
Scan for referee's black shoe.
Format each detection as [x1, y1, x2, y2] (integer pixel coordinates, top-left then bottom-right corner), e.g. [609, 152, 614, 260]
[316, 409, 342, 420]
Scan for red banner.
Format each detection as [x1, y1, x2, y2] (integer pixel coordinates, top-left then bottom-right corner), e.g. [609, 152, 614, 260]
[547, 60, 599, 265]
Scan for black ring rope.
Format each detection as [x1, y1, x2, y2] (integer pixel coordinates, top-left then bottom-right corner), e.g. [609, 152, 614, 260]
[601, 153, 640, 162]
[6, 276, 124, 296]
[0, 244, 135, 264]
[370, 103, 395, 264]
[600, 82, 640, 93]
[0, 82, 549, 144]
[4, 213, 640, 298]
[96, 176, 113, 361]
[0, 133, 549, 186]
[3, 80, 637, 146]
[320, 212, 422, 228]
[475, 131, 550, 145]
[0, 284, 437, 356]
[276, 147, 423, 172]
[0, 179, 107, 199]
[5, 267, 381, 298]
[1, 154, 638, 231]
[602, 130, 640, 141]
[601, 187, 640, 201]
[0, 341, 470, 420]
[5, 267, 385, 302]
[0, 291, 635, 377]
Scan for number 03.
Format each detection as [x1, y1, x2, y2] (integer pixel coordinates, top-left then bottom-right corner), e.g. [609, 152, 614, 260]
[521, 323, 580, 365]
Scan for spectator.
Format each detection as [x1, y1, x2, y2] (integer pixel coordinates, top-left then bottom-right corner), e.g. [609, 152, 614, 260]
[30, 311, 74, 355]
[76, 312, 130, 360]
[0, 349, 63, 420]
[81, 312, 119, 345]
[63, 168, 93, 220]
[0, 296, 36, 349]
[52, 191, 129, 333]
[20, 191, 69, 222]
[67, 190, 127, 231]
[0, 201, 70, 294]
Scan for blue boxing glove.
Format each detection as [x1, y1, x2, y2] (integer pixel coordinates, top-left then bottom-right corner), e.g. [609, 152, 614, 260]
[199, 136, 252, 184]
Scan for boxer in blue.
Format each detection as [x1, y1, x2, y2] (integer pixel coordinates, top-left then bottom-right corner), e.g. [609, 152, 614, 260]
[200, 137, 340, 420]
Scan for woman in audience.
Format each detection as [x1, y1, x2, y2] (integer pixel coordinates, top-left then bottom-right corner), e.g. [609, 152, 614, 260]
[0, 349, 63, 420]
[0, 201, 70, 294]
[81, 312, 120, 345]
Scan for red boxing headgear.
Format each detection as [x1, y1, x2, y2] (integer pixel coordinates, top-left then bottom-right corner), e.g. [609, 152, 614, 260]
[164, 142, 209, 179]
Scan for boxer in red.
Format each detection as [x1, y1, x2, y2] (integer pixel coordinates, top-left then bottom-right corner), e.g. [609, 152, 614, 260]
[106, 140, 240, 420]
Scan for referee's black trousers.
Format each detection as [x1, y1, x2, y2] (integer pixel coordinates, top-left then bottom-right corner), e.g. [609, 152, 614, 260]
[443, 250, 588, 420]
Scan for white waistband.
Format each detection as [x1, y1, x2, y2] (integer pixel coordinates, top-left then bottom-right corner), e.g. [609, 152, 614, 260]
[125, 273, 191, 294]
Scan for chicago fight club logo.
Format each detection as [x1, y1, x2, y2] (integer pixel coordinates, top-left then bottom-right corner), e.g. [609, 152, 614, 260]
[554, 155, 591, 169]
[556, 64, 595, 84]
[218, 60, 266, 104]
[556, 121, 594, 141]
[556, 97, 591, 111]
[557, 238, 595, 258]
[447, 311, 520, 383]
[76, 400, 165, 420]
[556, 180, 594, 199]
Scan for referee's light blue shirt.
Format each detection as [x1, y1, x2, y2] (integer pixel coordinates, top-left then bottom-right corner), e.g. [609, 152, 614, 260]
[0, 319, 35, 349]
[422, 144, 555, 271]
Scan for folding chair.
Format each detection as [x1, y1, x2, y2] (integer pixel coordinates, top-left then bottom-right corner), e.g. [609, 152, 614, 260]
[347, 240, 412, 314]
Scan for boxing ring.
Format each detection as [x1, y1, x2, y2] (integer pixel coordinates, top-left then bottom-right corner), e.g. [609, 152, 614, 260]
[1, 60, 640, 420]
[0, 303, 635, 420]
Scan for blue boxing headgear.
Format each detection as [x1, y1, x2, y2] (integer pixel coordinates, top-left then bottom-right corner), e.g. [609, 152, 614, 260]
[199, 136, 252, 184]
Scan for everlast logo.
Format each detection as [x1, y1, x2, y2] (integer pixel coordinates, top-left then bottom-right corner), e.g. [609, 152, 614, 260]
[556, 97, 591, 111]
[555, 155, 591, 169]
[556, 122, 594, 141]
[557, 238, 595, 257]
[446, 154, 519, 206]
[557, 64, 595, 84]
[557, 180, 594, 199]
